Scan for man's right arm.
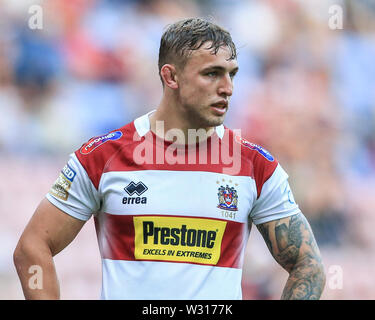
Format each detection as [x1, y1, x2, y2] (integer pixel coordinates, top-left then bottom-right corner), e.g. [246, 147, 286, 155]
[13, 198, 86, 299]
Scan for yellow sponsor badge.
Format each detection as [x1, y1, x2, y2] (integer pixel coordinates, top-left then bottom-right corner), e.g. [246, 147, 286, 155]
[49, 173, 72, 201]
[134, 216, 227, 265]
[49, 164, 77, 201]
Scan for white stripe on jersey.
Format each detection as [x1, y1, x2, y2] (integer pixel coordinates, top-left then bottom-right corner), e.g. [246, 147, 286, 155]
[101, 259, 243, 300]
[99, 170, 256, 222]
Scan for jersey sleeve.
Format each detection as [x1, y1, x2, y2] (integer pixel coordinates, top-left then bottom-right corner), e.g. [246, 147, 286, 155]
[250, 164, 301, 225]
[46, 153, 100, 221]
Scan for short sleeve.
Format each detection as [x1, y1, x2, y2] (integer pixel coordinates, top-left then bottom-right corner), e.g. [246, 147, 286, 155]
[46, 153, 100, 221]
[250, 164, 301, 225]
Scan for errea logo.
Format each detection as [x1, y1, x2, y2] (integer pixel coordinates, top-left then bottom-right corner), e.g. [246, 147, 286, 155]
[123, 182, 148, 205]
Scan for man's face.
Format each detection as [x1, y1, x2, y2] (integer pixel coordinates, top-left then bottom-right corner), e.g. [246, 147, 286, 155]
[175, 42, 238, 129]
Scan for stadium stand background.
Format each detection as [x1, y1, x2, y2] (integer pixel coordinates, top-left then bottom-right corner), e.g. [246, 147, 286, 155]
[1, 0, 374, 299]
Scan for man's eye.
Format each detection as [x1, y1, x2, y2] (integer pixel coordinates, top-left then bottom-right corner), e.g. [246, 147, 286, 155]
[206, 72, 217, 77]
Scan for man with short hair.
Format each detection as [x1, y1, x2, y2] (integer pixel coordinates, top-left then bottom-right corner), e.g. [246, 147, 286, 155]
[14, 18, 325, 300]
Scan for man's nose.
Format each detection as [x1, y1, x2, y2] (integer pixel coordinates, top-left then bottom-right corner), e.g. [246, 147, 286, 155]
[218, 74, 233, 97]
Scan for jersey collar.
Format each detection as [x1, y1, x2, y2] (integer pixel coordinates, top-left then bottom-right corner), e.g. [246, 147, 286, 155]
[134, 110, 225, 139]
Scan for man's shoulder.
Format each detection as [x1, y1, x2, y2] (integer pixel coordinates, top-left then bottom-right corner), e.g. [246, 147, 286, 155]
[73, 121, 137, 188]
[224, 127, 279, 192]
[77, 121, 136, 158]
[224, 127, 277, 165]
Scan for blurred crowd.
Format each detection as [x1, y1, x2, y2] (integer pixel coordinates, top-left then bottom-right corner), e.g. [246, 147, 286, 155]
[0, 0, 375, 299]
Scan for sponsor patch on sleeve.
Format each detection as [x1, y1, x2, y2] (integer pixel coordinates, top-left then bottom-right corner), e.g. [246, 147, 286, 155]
[80, 131, 123, 155]
[235, 135, 274, 161]
[49, 164, 77, 201]
[61, 164, 76, 182]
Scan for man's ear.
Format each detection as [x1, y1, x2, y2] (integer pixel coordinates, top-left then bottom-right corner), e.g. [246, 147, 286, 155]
[160, 64, 179, 89]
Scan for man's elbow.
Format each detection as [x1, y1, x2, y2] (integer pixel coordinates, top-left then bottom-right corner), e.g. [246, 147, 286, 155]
[291, 258, 327, 287]
[13, 239, 32, 271]
[300, 260, 326, 291]
[314, 262, 326, 287]
[13, 236, 50, 271]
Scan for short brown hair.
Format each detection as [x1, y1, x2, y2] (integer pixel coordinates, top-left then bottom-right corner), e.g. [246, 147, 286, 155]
[158, 18, 237, 82]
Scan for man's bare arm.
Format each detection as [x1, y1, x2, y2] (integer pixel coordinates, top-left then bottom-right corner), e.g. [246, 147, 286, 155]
[13, 198, 86, 299]
[256, 213, 326, 299]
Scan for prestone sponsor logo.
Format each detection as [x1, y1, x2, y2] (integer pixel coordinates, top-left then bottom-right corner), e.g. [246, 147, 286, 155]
[142, 221, 217, 248]
[133, 216, 227, 265]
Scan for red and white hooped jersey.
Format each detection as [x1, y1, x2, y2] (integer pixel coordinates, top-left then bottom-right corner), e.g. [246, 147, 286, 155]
[46, 110, 301, 300]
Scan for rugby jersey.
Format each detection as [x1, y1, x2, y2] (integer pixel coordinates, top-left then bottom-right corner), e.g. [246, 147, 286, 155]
[46, 110, 301, 299]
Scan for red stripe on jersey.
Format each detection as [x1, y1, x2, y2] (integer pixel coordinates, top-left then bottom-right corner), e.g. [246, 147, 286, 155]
[102, 129, 254, 178]
[76, 120, 278, 197]
[218, 218, 246, 268]
[75, 123, 137, 189]
[95, 213, 246, 269]
[252, 154, 278, 198]
[95, 214, 135, 261]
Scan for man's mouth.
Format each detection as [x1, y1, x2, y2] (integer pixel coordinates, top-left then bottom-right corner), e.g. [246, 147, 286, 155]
[211, 101, 228, 115]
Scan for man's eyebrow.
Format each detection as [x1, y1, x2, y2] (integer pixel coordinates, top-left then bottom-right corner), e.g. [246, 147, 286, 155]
[202, 65, 239, 73]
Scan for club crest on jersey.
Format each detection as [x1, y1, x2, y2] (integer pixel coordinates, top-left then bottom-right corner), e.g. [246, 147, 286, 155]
[217, 185, 238, 211]
[80, 131, 123, 155]
[235, 135, 274, 162]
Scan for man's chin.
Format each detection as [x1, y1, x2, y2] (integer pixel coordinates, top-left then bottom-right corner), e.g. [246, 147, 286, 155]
[205, 114, 226, 127]
[186, 107, 226, 129]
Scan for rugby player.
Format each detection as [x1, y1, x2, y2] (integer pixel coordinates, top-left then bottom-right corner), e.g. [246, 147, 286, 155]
[14, 18, 325, 299]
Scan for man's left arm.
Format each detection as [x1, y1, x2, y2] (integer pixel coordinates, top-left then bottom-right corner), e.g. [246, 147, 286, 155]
[256, 213, 326, 299]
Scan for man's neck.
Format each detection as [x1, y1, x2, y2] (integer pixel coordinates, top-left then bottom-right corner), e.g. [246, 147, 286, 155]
[149, 99, 215, 145]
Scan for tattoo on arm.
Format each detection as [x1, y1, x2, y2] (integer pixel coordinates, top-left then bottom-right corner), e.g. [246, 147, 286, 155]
[256, 213, 326, 300]
[257, 223, 272, 253]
